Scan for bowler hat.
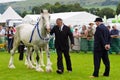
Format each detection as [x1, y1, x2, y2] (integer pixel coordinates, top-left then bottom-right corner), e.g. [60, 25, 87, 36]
[94, 18, 103, 22]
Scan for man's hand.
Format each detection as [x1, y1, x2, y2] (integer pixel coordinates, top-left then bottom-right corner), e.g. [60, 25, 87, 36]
[71, 44, 74, 48]
[105, 44, 110, 50]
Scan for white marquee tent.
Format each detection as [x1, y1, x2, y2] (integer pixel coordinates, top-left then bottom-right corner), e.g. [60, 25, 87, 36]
[0, 14, 2, 21]
[23, 14, 40, 25]
[23, 11, 98, 26]
[0, 6, 22, 23]
[51, 12, 98, 25]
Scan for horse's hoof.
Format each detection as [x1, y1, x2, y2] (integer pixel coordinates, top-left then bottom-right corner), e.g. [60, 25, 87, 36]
[8, 64, 15, 69]
[27, 65, 35, 69]
[36, 68, 44, 72]
[46, 66, 52, 72]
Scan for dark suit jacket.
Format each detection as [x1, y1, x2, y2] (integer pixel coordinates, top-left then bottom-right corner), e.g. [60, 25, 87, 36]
[50, 25, 74, 50]
[94, 24, 110, 51]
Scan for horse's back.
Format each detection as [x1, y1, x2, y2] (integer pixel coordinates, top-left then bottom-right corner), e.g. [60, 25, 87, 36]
[15, 23, 34, 44]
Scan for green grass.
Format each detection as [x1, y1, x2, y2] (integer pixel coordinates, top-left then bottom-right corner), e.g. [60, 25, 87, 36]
[0, 51, 120, 80]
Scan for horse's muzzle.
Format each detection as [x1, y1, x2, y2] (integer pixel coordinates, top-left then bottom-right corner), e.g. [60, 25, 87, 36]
[46, 27, 51, 33]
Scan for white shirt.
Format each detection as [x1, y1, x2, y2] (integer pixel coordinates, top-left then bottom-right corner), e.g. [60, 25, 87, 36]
[60, 24, 64, 31]
[0, 29, 5, 36]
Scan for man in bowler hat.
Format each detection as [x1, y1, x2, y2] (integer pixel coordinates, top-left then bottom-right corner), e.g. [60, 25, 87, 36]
[50, 18, 74, 74]
[90, 18, 110, 78]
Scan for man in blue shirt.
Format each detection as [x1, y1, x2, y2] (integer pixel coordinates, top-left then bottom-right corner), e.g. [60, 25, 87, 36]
[110, 25, 120, 54]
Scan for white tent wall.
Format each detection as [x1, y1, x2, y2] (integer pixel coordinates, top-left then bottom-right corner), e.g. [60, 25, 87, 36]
[50, 12, 98, 26]
[23, 11, 98, 27]
[22, 15, 40, 25]
[0, 14, 2, 22]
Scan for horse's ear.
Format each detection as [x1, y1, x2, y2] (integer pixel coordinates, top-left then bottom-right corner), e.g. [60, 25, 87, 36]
[40, 9, 43, 13]
[48, 9, 51, 13]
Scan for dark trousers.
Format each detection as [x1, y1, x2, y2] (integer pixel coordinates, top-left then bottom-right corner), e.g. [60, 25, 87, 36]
[8, 38, 13, 53]
[93, 50, 110, 77]
[56, 49, 72, 72]
[18, 44, 25, 60]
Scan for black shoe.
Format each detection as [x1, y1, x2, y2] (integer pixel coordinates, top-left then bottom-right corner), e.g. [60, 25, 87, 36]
[103, 74, 109, 77]
[56, 70, 63, 74]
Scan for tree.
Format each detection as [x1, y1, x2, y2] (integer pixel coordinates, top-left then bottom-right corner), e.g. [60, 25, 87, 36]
[97, 8, 115, 18]
[32, 6, 40, 14]
[21, 11, 28, 17]
[116, 3, 120, 15]
[89, 8, 100, 15]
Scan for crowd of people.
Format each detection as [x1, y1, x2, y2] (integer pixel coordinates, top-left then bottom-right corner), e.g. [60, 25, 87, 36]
[0, 20, 120, 55]
[0, 25, 15, 52]
[49, 22, 120, 54]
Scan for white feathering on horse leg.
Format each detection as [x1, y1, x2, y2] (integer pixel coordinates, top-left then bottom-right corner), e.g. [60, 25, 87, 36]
[46, 65, 52, 72]
[27, 60, 35, 69]
[24, 58, 28, 65]
[36, 63, 44, 72]
[8, 56, 15, 69]
[26, 55, 35, 69]
[46, 58, 52, 72]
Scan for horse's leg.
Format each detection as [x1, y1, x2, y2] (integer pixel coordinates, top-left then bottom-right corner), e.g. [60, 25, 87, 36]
[26, 47, 35, 69]
[24, 47, 34, 65]
[45, 44, 52, 72]
[29, 48, 36, 65]
[8, 39, 19, 69]
[39, 48, 45, 67]
[24, 52, 28, 65]
[34, 46, 44, 72]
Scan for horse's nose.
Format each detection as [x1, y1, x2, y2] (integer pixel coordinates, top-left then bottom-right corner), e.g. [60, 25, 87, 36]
[46, 26, 51, 32]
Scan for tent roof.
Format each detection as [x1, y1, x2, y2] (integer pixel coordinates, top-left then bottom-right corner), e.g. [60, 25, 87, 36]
[0, 6, 22, 23]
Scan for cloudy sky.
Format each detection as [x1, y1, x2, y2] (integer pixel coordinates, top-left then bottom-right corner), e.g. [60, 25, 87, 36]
[0, 0, 26, 3]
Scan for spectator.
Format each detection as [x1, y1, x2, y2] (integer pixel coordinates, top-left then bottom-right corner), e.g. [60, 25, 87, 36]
[72, 27, 80, 52]
[0, 25, 5, 37]
[0, 25, 5, 50]
[6, 27, 14, 53]
[80, 25, 88, 53]
[110, 25, 120, 54]
[87, 23, 94, 51]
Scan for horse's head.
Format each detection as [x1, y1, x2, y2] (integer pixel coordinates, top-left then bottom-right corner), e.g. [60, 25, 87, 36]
[40, 9, 51, 33]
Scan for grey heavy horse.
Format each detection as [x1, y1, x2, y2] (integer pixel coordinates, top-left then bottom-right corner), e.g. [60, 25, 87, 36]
[8, 9, 52, 72]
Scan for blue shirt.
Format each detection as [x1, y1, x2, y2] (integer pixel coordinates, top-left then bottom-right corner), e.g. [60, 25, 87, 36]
[110, 29, 119, 35]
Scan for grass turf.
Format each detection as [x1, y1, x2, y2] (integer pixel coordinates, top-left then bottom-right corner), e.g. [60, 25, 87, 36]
[0, 51, 120, 80]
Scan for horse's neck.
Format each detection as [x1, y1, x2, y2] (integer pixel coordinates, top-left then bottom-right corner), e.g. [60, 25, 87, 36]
[39, 20, 47, 37]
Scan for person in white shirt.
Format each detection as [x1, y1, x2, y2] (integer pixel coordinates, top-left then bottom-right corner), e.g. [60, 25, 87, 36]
[0, 25, 5, 45]
[0, 25, 5, 37]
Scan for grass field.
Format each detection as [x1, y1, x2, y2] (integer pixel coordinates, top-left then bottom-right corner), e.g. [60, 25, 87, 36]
[0, 51, 120, 80]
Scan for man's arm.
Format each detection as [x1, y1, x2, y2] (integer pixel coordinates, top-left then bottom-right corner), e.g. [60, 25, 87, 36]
[68, 27, 74, 45]
[50, 26, 55, 35]
[97, 27, 110, 50]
